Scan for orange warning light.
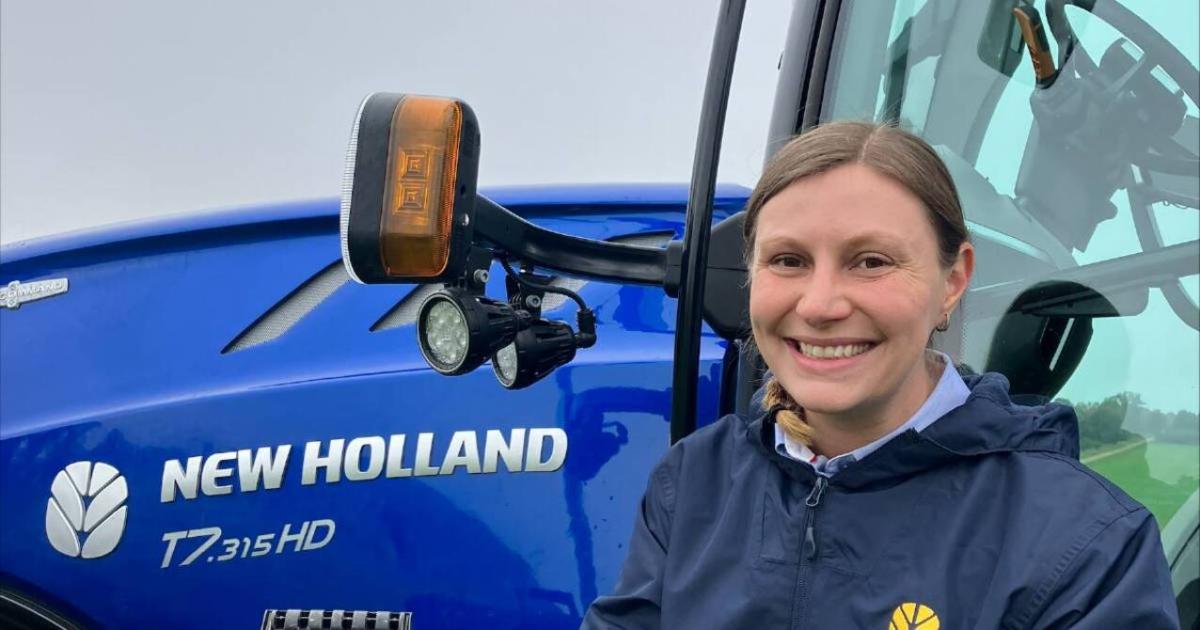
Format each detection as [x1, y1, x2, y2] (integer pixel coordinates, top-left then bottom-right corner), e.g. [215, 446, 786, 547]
[380, 96, 464, 277]
[341, 93, 480, 284]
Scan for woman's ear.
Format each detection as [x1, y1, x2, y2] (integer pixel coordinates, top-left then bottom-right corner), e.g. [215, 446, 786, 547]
[942, 241, 975, 315]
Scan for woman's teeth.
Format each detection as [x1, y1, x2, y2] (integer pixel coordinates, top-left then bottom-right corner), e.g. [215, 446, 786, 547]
[796, 341, 873, 359]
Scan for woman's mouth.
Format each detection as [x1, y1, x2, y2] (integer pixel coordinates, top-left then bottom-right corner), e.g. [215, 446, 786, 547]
[785, 339, 878, 368]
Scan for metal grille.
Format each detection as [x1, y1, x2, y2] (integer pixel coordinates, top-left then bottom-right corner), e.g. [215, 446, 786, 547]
[261, 609, 412, 630]
[223, 261, 349, 353]
[539, 277, 590, 313]
[371, 283, 444, 331]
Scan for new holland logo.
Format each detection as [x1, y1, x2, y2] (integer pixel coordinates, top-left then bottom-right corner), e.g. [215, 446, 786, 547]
[45, 461, 128, 559]
[889, 602, 940, 630]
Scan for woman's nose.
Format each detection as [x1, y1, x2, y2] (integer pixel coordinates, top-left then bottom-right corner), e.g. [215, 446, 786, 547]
[793, 268, 853, 325]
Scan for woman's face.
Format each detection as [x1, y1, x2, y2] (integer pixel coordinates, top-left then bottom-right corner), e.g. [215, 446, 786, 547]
[749, 164, 973, 426]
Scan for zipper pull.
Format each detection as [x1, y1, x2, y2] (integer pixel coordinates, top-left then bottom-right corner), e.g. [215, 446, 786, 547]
[803, 477, 827, 560]
[805, 476, 827, 508]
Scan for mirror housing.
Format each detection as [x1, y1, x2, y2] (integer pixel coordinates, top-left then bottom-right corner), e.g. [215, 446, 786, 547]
[977, 0, 1028, 79]
[984, 281, 1116, 400]
[341, 93, 481, 284]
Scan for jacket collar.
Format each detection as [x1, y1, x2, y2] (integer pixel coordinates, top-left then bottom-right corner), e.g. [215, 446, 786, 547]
[744, 372, 1080, 490]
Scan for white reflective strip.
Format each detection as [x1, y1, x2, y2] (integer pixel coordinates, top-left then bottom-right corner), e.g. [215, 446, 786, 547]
[340, 94, 373, 285]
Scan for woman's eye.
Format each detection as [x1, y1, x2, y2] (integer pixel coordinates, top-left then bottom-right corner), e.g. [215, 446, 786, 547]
[854, 256, 891, 270]
[769, 255, 804, 268]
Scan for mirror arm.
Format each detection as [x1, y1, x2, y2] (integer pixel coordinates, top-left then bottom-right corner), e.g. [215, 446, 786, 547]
[472, 195, 668, 286]
[970, 239, 1199, 316]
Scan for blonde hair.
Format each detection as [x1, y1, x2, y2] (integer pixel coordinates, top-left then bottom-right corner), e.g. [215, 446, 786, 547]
[746, 121, 969, 445]
[763, 376, 814, 445]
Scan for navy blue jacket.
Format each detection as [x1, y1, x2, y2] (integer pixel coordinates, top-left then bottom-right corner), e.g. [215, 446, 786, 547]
[583, 373, 1179, 628]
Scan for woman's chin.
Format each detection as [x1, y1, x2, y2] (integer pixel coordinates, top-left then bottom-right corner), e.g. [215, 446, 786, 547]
[793, 397, 861, 419]
[782, 382, 865, 418]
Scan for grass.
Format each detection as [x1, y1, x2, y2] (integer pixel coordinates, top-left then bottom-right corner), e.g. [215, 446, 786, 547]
[1081, 435, 1146, 463]
[1086, 440, 1200, 527]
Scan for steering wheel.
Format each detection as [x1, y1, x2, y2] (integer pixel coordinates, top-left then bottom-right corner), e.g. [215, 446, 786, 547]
[1045, 0, 1200, 330]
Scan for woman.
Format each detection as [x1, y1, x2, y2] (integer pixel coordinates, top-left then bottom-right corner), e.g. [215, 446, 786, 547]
[582, 122, 1178, 628]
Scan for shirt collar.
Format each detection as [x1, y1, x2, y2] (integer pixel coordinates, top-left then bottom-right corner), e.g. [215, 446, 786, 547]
[773, 350, 970, 477]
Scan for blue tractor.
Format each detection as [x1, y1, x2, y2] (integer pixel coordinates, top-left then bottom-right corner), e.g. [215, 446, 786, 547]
[2, 1, 1197, 627]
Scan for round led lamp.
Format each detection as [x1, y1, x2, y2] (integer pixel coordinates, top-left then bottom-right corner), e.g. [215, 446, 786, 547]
[417, 288, 526, 376]
[492, 320, 578, 389]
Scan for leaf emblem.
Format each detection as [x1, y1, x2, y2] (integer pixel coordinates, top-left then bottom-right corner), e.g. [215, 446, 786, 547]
[45, 497, 81, 557]
[83, 476, 127, 532]
[88, 462, 120, 496]
[81, 506, 127, 559]
[50, 470, 84, 530]
[44, 461, 127, 560]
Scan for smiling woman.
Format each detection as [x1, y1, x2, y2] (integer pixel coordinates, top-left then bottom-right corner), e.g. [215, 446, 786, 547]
[582, 122, 1181, 629]
[744, 123, 973, 455]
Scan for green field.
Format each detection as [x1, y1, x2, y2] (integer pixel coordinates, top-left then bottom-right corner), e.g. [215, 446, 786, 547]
[1086, 440, 1200, 527]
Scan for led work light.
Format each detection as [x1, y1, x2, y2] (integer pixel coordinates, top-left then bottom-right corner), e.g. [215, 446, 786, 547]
[491, 320, 580, 390]
[416, 287, 529, 376]
[341, 93, 481, 284]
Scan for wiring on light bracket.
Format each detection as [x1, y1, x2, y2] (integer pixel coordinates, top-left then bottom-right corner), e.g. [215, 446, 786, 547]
[489, 257, 596, 389]
[498, 257, 596, 349]
[412, 250, 598, 389]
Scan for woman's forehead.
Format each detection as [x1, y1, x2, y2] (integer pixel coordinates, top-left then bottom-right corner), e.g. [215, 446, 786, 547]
[753, 182, 931, 247]
[764, 165, 925, 214]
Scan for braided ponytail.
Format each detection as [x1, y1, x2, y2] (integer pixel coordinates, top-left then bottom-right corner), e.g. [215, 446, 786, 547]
[762, 377, 814, 446]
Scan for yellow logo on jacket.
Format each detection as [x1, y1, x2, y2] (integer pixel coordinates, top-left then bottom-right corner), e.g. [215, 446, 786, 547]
[889, 602, 940, 630]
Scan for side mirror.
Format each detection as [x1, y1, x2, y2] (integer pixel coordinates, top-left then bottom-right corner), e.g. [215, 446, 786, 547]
[977, 0, 1029, 79]
[340, 93, 481, 284]
[664, 211, 749, 341]
[983, 281, 1121, 399]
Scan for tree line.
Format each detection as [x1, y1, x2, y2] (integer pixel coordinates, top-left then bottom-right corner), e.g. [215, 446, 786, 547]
[1055, 392, 1200, 452]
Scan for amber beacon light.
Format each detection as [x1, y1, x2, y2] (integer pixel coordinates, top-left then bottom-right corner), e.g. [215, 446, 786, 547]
[341, 94, 481, 284]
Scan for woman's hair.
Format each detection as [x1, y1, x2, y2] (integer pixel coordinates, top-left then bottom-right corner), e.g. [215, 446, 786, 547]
[746, 121, 970, 444]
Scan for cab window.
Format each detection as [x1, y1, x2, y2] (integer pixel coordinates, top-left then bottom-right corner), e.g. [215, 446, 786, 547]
[820, 0, 1198, 617]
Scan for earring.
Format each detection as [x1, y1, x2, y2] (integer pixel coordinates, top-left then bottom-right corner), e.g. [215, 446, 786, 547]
[935, 313, 950, 332]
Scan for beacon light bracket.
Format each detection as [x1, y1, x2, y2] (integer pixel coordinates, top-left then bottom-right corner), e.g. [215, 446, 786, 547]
[487, 258, 598, 389]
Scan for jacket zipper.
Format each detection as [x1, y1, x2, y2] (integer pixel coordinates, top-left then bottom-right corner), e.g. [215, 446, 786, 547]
[792, 476, 828, 629]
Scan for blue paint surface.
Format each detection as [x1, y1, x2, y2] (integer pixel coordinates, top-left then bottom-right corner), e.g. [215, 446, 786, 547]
[0, 184, 746, 628]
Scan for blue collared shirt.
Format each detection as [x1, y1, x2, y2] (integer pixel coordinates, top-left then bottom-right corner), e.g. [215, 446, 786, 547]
[774, 350, 969, 477]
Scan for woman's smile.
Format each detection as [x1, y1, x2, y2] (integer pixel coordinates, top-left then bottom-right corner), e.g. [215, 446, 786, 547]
[785, 337, 878, 371]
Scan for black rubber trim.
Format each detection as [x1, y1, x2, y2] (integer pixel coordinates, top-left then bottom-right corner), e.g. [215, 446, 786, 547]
[766, 0, 823, 156]
[346, 93, 404, 284]
[448, 100, 481, 281]
[799, 0, 842, 131]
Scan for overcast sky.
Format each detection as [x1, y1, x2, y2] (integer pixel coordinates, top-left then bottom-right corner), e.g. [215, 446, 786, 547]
[0, 0, 791, 245]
